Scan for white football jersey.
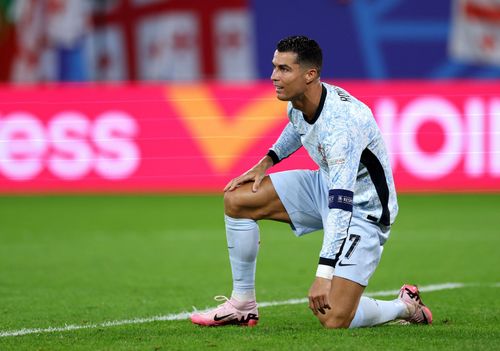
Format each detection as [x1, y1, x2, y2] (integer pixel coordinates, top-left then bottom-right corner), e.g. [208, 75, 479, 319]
[269, 82, 398, 261]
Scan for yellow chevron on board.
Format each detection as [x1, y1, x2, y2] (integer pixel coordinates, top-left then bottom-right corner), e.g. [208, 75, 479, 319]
[168, 85, 286, 172]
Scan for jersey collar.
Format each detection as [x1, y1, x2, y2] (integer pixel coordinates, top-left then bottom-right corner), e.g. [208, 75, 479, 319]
[304, 83, 327, 125]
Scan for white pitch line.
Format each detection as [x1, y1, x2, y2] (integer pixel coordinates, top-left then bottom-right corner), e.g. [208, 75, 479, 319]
[0, 282, 494, 338]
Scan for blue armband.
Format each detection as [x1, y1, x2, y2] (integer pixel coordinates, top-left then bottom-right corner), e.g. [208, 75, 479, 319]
[328, 189, 353, 212]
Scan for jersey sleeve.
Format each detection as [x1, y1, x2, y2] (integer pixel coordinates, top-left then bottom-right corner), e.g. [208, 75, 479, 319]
[267, 122, 302, 164]
[316, 131, 365, 278]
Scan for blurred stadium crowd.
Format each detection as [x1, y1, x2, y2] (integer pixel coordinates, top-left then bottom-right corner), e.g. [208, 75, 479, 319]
[0, 0, 499, 83]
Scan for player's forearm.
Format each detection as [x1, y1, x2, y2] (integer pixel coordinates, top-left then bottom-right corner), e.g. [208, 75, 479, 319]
[316, 208, 352, 279]
[268, 122, 302, 163]
[256, 154, 275, 172]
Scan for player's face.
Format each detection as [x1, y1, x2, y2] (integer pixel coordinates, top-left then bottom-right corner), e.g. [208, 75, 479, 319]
[270, 50, 309, 101]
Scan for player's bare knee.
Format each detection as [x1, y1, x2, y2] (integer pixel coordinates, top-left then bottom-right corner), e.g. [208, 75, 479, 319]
[224, 190, 245, 218]
[319, 311, 354, 329]
[322, 321, 347, 329]
[321, 317, 351, 329]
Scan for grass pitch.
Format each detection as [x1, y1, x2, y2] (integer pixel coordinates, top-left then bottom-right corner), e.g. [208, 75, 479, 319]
[0, 193, 499, 350]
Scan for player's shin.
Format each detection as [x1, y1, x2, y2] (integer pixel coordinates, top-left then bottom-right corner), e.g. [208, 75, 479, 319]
[224, 215, 260, 302]
[349, 296, 407, 328]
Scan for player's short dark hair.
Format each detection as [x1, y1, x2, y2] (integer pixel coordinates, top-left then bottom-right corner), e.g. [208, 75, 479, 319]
[276, 35, 322, 74]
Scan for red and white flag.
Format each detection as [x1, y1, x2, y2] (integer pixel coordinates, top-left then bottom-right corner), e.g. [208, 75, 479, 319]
[136, 12, 201, 81]
[11, 0, 55, 82]
[214, 9, 256, 81]
[86, 25, 127, 81]
[46, 0, 91, 48]
[449, 0, 500, 66]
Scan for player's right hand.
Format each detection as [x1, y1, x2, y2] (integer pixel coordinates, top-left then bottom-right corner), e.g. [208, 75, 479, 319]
[224, 156, 273, 193]
[223, 167, 265, 193]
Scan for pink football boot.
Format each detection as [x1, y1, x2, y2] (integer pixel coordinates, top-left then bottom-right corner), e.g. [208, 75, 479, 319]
[190, 296, 259, 327]
[398, 284, 433, 324]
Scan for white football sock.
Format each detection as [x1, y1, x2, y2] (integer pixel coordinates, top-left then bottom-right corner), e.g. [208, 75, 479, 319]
[225, 215, 260, 302]
[349, 296, 407, 328]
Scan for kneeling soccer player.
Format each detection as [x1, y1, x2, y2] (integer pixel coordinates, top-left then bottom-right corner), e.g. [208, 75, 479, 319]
[190, 35, 432, 328]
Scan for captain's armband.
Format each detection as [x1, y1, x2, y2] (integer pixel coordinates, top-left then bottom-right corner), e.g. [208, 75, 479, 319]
[328, 189, 353, 212]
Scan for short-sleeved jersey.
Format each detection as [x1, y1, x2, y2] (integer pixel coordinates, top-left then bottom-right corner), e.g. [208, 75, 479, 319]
[268, 82, 398, 263]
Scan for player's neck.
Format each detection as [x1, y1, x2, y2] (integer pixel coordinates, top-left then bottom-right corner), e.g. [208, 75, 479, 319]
[292, 81, 323, 122]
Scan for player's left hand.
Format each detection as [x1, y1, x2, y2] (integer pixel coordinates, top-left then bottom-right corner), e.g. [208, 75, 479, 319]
[308, 277, 332, 315]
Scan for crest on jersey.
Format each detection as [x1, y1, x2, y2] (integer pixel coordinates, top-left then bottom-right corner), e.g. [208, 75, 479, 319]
[317, 144, 328, 165]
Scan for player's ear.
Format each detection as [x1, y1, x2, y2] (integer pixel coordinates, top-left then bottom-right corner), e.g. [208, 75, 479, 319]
[305, 68, 319, 84]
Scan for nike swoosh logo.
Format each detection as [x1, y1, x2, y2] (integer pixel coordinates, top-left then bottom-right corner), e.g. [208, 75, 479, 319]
[421, 310, 428, 324]
[213, 313, 234, 321]
[338, 261, 356, 267]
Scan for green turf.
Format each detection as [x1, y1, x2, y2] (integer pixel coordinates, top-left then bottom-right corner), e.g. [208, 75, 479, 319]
[0, 194, 499, 350]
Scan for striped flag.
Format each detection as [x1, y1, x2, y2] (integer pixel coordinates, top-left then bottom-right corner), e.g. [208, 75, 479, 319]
[86, 25, 127, 81]
[46, 0, 90, 48]
[214, 9, 256, 81]
[450, 0, 500, 66]
[136, 12, 201, 81]
[10, 0, 54, 82]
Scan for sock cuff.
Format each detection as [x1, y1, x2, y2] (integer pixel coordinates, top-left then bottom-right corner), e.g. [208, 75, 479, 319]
[224, 215, 258, 231]
[349, 301, 365, 328]
[231, 290, 256, 302]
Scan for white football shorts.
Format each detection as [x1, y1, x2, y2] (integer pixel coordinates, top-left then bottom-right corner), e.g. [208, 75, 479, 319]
[269, 169, 390, 286]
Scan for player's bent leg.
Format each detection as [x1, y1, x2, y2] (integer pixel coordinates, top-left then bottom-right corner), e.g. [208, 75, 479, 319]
[191, 174, 300, 327]
[190, 213, 260, 326]
[223, 176, 289, 301]
[224, 176, 291, 223]
[315, 276, 365, 329]
[193, 176, 291, 328]
[315, 277, 413, 329]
